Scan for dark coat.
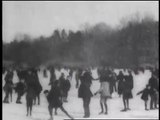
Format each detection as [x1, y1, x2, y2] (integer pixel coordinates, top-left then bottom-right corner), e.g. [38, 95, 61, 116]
[63, 79, 71, 92]
[25, 71, 42, 95]
[63, 79, 71, 97]
[137, 88, 151, 101]
[111, 73, 117, 84]
[33, 72, 42, 94]
[78, 72, 93, 98]
[5, 71, 13, 82]
[125, 74, 134, 90]
[26, 86, 36, 106]
[59, 76, 66, 89]
[3, 80, 13, 93]
[25, 70, 42, 107]
[49, 68, 56, 84]
[47, 85, 62, 108]
[149, 76, 158, 91]
[121, 75, 133, 99]
[59, 76, 71, 97]
[117, 73, 124, 95]
[99, 70, 110, 82]
[15, 82, 26, 95]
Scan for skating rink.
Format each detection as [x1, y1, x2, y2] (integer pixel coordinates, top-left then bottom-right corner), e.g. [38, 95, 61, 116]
[2, 69, 159, 120]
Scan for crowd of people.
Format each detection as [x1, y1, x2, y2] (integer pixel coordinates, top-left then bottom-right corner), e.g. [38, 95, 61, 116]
[2, 65, 159, 120]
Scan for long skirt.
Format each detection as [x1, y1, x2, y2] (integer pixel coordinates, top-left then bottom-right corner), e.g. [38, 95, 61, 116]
[78, 84, 93, 98]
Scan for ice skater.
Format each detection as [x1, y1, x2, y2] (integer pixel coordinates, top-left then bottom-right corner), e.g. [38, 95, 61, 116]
[44, 80, 73, 120]
[109, 70, 117, 95]
[77, 69, 98, 118]
[94, 77, 111, 114]
[62, 75, 71, 102]
[137, 84, 151, 110]
[26, 69, 37, 116]
[14, 79, 26, 104]
[148, 71, 158, 109]
[94, 67, 111, 114]
[48, 66, 56, 85]
[26, 85, 36, 116]
[120, 70, 133, 112]
[32, 69, 42, 105]
[3, 69, 14, 103]
[117, 71, 125, 97]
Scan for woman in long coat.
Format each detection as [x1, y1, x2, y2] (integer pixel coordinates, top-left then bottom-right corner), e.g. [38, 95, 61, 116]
[32, 69, 42, 105]
[121, 70, 133, 111]
[117, 71, 125, 97]
[78, 70, 93, 118]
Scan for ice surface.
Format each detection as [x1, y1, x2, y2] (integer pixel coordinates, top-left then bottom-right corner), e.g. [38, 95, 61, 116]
[2, 69, 159, 120]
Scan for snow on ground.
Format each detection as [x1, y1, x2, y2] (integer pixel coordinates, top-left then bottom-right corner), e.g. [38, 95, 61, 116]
[2, 69, 159, 120]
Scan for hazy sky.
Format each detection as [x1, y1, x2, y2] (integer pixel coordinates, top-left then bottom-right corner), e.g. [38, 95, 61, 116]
[3, 1, 159, 43]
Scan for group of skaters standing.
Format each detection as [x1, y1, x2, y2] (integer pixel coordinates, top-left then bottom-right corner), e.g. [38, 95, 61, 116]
[77, 67, 159, 118]
[3, 67, 43, 116]
[2, 66, 159, 120]
[75, 67, 134, 117]
[2, 66, 72, 119]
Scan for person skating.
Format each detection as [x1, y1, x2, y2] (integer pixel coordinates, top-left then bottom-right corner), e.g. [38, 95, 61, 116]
[112, 71, 117, 93]
[32, 69, 42, 105]
[26, 85, 36, 116]
[48, 66, 56, 85]
[77, 69, 98, 118]
[94, 70, 111, 115]
[3, 69, 14, 103]
[44, 80, 73, 120]
[117, 71, 125, 97]
[15, 79, 26, 104]
[59, 73, 67, 102]
[137, 84, 151, 111]
[62, 75, 71, 102]
[148, 71, 158, 110]
[109, 70, 117, 96]
[120, 70, 133, 112]
[25, 69, 37, 116]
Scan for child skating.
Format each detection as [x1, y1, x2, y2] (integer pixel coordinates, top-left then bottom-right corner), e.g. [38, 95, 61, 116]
[137, 84, 151, 111]
[120, 73, 133, 112]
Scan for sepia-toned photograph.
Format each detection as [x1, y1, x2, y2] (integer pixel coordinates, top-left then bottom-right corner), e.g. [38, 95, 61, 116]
[2, 1, 159, 120]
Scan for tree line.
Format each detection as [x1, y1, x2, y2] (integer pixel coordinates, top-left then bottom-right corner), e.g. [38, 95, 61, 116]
[3, 15, 159, 69]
